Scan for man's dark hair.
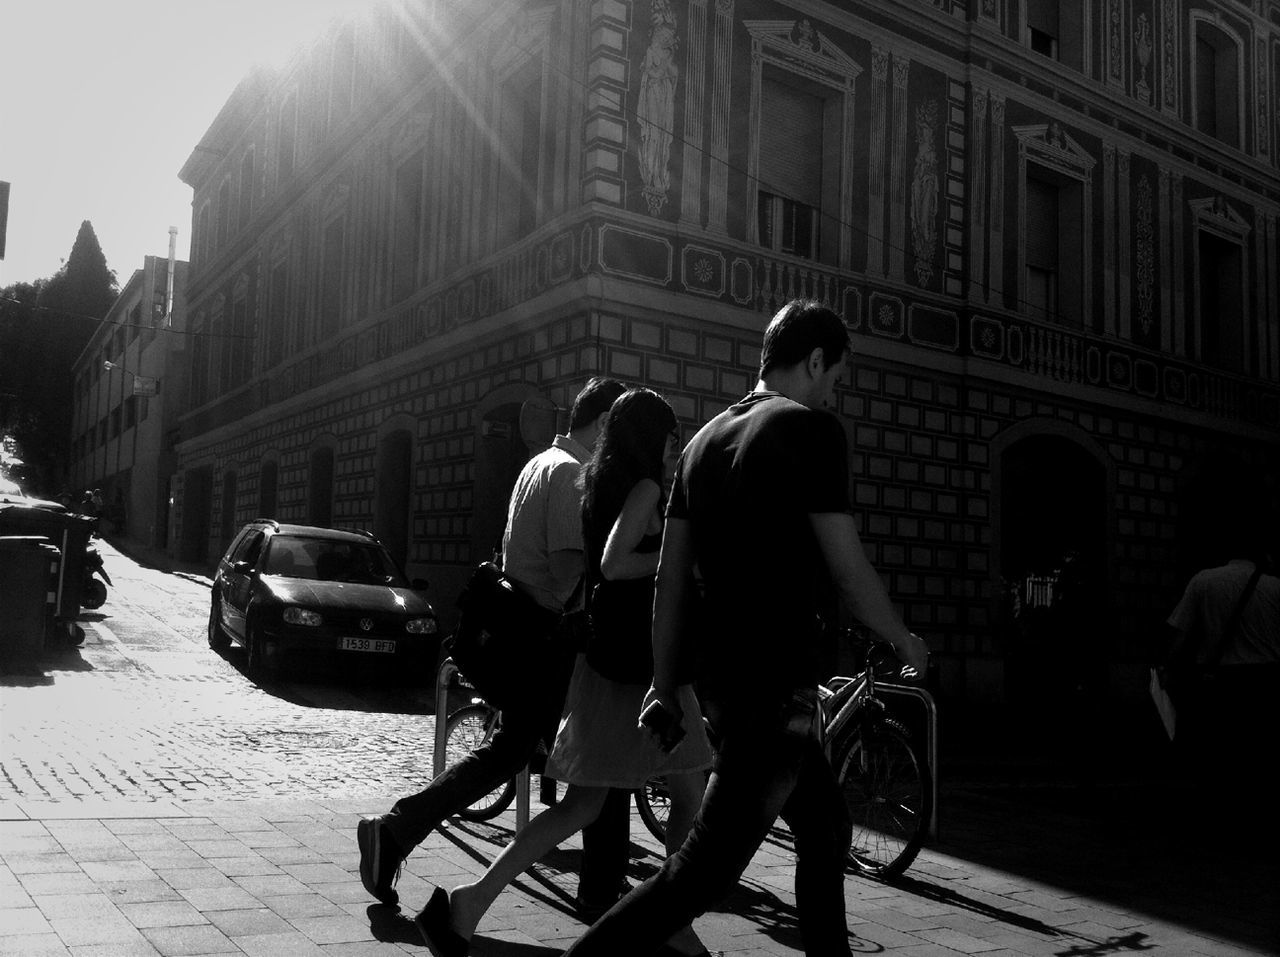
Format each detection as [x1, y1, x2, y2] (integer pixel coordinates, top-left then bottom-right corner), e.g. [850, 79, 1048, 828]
[568, 376, 627, 431]
[759, 299, 851, 377]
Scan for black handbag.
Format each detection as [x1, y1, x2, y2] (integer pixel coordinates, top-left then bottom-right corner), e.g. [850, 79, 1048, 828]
[586, 576, 656, 683]
[445, 562, 563, 710]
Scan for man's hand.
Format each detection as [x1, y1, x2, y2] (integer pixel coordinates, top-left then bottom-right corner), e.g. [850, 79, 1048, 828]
[638, 684, 685, 750]
[890, 632, 929, 677]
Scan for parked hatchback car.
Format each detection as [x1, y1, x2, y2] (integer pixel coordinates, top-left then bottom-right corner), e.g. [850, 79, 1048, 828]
[209, 520, 439, 680]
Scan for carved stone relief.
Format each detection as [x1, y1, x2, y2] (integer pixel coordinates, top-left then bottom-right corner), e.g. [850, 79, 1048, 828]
[1161, 0, 1177, 113]
[1136, 174, 1155, 336]
[1135, 13, 1153, 105]
[911, 101, 940, 288]
[1108, 0, 1124, 86]
[636, 0, 679, 216]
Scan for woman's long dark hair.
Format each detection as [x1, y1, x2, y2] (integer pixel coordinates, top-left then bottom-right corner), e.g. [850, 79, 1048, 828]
[581, 388, 677, 577]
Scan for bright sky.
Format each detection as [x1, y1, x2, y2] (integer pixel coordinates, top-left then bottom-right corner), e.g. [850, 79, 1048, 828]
[0, 0, 383, 289]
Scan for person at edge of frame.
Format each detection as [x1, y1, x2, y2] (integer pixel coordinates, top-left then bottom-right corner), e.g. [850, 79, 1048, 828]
[356, 376, 635, 918]
[564, 299, 930, 957]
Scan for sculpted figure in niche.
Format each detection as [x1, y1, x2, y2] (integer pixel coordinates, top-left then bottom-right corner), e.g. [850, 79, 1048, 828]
[636, 0, 678, 216]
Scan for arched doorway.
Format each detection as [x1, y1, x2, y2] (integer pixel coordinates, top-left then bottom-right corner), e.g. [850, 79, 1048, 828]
[219, 470, 238, 553]
[996, 429, 1109, 719]
[375, 429, 412, 569]
[259, 459, 278, 519]
[470, 400, 535, 562]
[308, 445, 335, 527]
[180, 466, 212, 564]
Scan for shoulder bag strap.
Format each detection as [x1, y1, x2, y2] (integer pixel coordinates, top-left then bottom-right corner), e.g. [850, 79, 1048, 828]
[1201, 564, 1265, 669]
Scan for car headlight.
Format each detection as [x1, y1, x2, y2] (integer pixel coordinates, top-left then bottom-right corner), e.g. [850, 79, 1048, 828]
[283, 607, 323, 626]
[405, 617, 437, 635]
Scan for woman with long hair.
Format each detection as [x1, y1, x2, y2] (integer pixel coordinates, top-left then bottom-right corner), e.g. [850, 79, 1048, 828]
[417, 388, 711, 957]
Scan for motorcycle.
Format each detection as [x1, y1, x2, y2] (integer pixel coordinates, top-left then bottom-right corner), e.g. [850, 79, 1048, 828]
[81, 540, 113, 610]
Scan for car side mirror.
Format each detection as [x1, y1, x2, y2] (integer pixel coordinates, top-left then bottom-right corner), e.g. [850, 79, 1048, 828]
[232, 560, 252, 574]
[412, 578, 430, 591]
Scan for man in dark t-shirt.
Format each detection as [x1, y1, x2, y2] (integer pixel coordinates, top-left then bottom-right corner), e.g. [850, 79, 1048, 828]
[565, 300, 929, 957]
[676, 388, 852, 705]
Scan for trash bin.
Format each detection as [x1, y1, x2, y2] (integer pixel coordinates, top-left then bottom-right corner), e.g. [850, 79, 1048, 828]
[0, 536, 61, 663]
[0, 503, 93, 617]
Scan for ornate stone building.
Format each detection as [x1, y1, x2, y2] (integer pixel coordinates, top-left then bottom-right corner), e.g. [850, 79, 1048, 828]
[173, 0, 1280, 714]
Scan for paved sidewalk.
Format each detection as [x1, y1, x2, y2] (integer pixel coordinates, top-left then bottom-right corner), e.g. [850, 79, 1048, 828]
[2, 789, 1276, 956]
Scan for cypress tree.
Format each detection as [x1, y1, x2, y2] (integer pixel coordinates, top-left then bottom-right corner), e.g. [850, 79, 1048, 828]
[1, 222, 119, 492]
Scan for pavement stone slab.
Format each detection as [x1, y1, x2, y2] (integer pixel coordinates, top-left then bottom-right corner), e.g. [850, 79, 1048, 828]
[49, 913, 152, 947]
[175, 884, 262, 911]
[235, 930, 330, 956]
[115, 900, 209, 929]
[138, 922, 240, 956]
[0, 933, 71, 956]
[203, 906, 295, 937]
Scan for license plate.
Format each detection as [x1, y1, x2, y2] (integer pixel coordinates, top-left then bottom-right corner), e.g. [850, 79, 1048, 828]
[339, 637, 396, 653]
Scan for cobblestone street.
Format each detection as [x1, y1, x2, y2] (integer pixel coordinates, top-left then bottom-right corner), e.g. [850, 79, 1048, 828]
[2, 542, 1278, 955]
[1, 540, 447, 804]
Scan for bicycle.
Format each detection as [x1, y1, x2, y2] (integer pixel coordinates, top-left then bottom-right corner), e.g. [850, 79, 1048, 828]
[635, 632, 933, 880]
[441, 694, 517, 821]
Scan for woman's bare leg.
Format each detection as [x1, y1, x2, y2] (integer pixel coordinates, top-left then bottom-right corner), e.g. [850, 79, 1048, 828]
[448, 784, 608, 939]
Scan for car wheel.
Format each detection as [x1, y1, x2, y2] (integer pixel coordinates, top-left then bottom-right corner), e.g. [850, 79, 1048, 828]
[245, 620, 277, 681]
[207, 597, 231, 651]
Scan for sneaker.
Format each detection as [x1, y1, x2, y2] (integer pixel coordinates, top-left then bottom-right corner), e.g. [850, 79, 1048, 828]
[357, 815, 403, 906]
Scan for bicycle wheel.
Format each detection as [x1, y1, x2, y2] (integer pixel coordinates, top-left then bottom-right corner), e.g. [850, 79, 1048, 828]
[443, 704, 517, 821]
[833, 717, 931, 880]
[635, 775, 672, 845]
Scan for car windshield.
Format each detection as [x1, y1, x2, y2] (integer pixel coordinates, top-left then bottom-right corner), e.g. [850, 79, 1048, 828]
[260, 536, 407, 587]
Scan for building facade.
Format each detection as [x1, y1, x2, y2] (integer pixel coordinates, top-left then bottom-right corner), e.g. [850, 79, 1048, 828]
[172, 0, 1280, 712]
[70, 256, 189, 551]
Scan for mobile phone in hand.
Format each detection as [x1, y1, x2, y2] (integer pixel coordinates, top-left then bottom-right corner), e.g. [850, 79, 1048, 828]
[639, 699, 686, 753]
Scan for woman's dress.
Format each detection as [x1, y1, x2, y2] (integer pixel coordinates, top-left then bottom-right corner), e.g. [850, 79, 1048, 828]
[545, 531, 711, 789]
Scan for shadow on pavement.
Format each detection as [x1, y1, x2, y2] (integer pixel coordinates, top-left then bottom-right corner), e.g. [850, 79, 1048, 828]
[936, 781, 1280, 954]
[366, 902, 424, 945]
[207, 642, 441, 715]
[0, 643, 96, 684]
[891, 871, 1063, 937]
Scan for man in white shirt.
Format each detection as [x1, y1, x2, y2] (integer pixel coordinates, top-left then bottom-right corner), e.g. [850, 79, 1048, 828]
[358, 377, 628, 913]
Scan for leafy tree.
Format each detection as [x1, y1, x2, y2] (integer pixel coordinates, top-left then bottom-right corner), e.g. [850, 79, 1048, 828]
[0, 221, 118, 493]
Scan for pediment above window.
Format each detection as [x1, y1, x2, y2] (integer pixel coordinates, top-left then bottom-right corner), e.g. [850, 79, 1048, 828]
[491, 5, 553, 73]
[1188, 195, 1250, 239]
[1013, 123, 1096, 176]
[743, 19, 862, 84]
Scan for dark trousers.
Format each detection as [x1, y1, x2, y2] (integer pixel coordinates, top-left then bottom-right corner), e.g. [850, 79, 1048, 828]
[382, 641, 629, 903]
[565, 692, 854, 957]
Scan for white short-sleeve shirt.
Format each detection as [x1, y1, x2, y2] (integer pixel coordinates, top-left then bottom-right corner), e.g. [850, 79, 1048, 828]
[500, 434, 590, 613]
[1167, 559, 1280, 665]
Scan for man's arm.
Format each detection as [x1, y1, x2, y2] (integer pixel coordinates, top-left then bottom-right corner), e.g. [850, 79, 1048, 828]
[810, 511, 928, 673]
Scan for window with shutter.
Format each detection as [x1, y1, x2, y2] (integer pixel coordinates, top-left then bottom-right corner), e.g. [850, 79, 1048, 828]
[756, 70, 825, 260]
